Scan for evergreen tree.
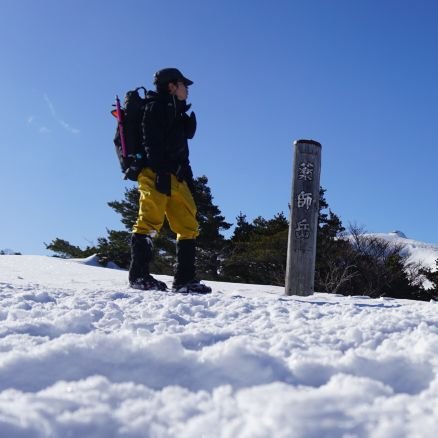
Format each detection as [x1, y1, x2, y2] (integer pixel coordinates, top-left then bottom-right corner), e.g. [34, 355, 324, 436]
[95, 230, 131, 268]
[419, 258, 438, 300]
[232, 212, 255, 242]
[223, 212, 288, 285]
[191, 176, 232, 279]
[45, 238, 97, 259]
[107, 187, 140, 230]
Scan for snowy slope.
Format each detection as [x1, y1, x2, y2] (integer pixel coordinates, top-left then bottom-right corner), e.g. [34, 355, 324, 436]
[357, 231, 438, 289]
[370, 231, 438, 268]
[0, 255, 437, 438]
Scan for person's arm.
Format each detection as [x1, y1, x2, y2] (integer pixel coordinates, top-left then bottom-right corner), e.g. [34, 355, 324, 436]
[142, 100, 167, 171]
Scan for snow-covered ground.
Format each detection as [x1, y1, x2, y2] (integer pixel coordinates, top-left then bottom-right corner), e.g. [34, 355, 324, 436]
[0, 253, 437, 438]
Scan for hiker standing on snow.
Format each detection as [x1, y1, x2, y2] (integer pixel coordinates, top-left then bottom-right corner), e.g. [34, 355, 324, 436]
[128, 68, 211, 294]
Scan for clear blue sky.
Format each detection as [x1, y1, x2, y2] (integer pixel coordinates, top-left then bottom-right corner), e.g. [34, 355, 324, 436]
[1, 0, 438, 255]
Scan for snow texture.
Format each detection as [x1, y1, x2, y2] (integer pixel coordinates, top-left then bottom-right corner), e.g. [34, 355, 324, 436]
[0, 245, 437, 437]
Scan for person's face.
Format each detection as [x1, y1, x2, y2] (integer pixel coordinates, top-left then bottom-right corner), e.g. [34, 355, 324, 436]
[169, 81, 188, 101]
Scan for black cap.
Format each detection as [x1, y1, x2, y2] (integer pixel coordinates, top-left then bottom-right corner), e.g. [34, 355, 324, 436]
[153, 68, 194, 87]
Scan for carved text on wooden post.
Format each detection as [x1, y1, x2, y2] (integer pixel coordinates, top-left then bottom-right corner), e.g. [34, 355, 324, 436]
[285, 140, 322, 296]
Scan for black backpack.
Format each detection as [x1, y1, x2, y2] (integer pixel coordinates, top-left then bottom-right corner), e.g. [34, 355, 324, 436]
[112, 87, 147, 180]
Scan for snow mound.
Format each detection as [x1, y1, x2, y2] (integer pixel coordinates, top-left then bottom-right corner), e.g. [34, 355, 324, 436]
[0, 255, 437, 437]
[71, 253, 102, 266]
[70, 254, 121, 269]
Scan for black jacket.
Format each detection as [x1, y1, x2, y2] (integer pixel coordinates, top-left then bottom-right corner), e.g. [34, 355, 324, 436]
[142, 91, 196, 175]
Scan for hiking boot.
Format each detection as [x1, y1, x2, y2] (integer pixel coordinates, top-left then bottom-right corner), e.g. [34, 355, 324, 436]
[172, 280, 212, 294]
[129, 233, 154, 284]
[130, 275, 168, 291]
[174, 239, 196, 284]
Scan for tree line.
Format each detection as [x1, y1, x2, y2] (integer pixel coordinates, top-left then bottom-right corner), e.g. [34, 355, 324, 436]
[0, 249, 21, 255]
[46, 176, 438, 301]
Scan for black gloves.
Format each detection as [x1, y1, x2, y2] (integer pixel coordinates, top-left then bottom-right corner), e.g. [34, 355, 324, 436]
[183, 112, 197, 139]
[175, 163, 193, 182]
[155, 171, 171, 196]
[123, 154, 144, 181]
[124, 165, 142, 181]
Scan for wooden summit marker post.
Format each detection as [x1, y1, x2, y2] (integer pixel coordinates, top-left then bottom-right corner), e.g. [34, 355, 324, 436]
[285, 139, 322, 296]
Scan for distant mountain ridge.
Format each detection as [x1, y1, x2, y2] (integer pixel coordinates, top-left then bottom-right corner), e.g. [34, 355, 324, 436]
[368, 231, 438, 269]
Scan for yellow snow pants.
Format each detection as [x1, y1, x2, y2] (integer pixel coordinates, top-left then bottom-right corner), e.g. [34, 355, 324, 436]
[132, 168, 199, 240]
